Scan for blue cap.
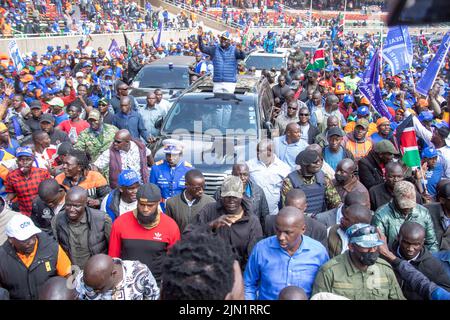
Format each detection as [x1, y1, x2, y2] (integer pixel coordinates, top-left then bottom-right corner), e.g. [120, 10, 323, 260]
[418, 111, 434, 122]
[82, 61, 92, 67]
[357, 105, 370, 116]
[47, 46, 54, 52]
[421, 146, 438, 159]
[432, 122, 450, 129]
[104, 69, 113, 77]
[431, 287, 450, 300]
[61, 49, 68, 54]
[7, 66, 15, 72]
[45, 77, 56, 85]
[31, 51, 38, 57]
[324, 65, 334, 72]
[118, 169, 140, 187]
[16, 146, 34, 158]
[346, 223, 384, 248]
[220, 31, 230, 40]
[343, 95, 354, 104]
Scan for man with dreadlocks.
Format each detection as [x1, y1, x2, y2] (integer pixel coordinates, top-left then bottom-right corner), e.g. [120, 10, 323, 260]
[161, 232, 244, 300]
[55, 150, 110, 209]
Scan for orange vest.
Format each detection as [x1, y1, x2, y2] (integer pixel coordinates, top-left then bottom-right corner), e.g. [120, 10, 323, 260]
[343, 137, 373, 162]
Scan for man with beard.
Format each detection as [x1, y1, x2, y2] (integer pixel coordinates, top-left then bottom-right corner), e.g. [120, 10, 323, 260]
[312, 223, 405, 300]
[54, 186, 112, 269]
[74, 109, 118, 162]
[5, 147, 51, 216]
[101, 169, 141, 222]
[281, 149, 341, 216]
[333, 158, 368, 201]
[108, 183, 180, 284]
[370, 117, 397, 146]
[197, 27, 246, 93]
[39, 114, 70, 145]
[184, 176, 263, 270]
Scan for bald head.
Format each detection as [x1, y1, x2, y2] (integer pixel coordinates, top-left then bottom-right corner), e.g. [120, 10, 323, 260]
[344, 191, 370, 209]
[286, 122, 300, 133]
[327, 115, 339, 128]
[83, 254, 115, 290]
[285, 189, 307, 212]
[338, 158, 356, 172]
[345, 204, 372, 224]
[276, 206, 305, 227]
[66, 186, 88, 203]
[399, 221, 426, 241]
[278, 286, 308, 300]
[120, 96, 131, 113]
[39, 277, 77, 300]
[115, 129, 132, 141]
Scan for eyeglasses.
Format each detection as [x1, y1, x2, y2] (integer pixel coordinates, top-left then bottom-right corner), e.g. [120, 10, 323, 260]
[287, 107, 298, 110]
[299, 113, 310, 116]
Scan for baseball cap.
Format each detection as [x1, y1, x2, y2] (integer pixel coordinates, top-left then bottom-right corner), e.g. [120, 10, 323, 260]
[295, 149, 320, 166]
[39, 113, 55, 123]
[376, 117, 390, 127]
[87, 109, 101, 121]
[221, 175, 243, 198]
[29, 100, 42, 109]
[16, 146, 34, 158]
[355, 118, 369, 129]
[327, 127, 344, 138]
[98, 97, 109, 105]
[343, 95, 354, 104]
[418, 111, 434, 122]
[394, 181, 417, 209]
[118, 169, 140, 187]
[136, 183, 161, 203]
[421, 146, 438, 159]
[357, 106, 370, 116]
[47, 97, 64, 108]
[6, 215, 41, 241]
[373, 140, 399, 155]
[76, 72, 84, 78]
[220, 31, 230, 40]
[162, 139, 183, 154]
[346, 223, 383, 248]
[360, 97, 370, 105]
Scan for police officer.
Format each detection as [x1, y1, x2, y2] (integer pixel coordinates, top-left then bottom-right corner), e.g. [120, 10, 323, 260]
[312, 223, 405, 300]
[149, 139, 194, 212]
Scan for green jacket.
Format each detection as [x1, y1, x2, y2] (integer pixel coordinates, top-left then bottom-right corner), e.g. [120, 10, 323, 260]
[312, 251, 405, 300]
[74, 124, 118, 161]
[372, 201, 439, 252]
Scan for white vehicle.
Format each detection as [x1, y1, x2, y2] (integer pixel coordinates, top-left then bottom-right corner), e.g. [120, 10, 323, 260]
[244, 48, 292, 77]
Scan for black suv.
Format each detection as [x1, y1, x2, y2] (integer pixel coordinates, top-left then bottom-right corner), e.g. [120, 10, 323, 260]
[153, 74, 275, 195]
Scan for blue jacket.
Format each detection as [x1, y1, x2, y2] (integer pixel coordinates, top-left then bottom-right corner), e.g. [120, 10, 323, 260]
[149, 159, 194, 211]
[198, 35, 245, 83]
[425, 163, 444, 199]
[112, 110, 149, 141]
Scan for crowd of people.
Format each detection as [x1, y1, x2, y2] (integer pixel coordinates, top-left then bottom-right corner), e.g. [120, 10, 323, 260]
[0, 0, 198, 37]
[0, 21, 449, 301]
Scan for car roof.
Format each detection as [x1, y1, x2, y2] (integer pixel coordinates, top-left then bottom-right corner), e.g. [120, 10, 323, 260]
[187, 74, 268, 94]
[143, 55, 195, 67]
[247, 49, 291, 57]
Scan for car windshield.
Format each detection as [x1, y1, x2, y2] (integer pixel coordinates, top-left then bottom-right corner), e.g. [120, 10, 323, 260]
[245, 55, 286, 70]
[134, 66, 190, 89]
[162, 95, 258, 136]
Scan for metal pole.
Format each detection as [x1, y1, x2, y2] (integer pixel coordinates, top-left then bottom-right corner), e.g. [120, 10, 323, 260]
[343, 0, 347, 35]
[309, 0, 312, 29]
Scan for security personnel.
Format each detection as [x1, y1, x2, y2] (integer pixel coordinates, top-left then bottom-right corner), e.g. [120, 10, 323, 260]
[312, 223, 405, 300]
[150, 139, 194, 212]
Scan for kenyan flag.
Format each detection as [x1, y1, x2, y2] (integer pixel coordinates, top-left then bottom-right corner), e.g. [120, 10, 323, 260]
[395, 115, 421, 168]
[304, 48, 325, 72]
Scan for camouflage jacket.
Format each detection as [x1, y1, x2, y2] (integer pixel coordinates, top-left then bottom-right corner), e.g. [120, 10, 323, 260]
[74, 123, 118, 161]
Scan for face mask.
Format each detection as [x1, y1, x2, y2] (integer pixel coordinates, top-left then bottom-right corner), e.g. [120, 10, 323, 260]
[136, 210, 157, 225]
[335, 174, 347, 184]
[359, 251, 379, 266]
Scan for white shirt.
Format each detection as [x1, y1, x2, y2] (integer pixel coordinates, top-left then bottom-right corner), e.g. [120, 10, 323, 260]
[94, 141, 151, 182]
[101, 195, 137, 216]
[246, 156, 291, 215]
[156, 99, 171, 116]
[438, 145, 450, 178]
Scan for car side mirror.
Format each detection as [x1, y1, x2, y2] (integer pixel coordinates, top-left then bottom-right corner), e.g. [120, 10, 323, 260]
[155, 118, 163, 130]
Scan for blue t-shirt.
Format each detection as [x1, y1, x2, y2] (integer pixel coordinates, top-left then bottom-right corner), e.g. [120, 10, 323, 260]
[425, 162, 444, 199]
[323, 146, 344, 171]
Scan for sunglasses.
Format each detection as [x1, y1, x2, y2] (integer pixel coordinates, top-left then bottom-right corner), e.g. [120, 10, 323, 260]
[299, 113, 310, 116]
[287, 107, 298, 110]
[113, 139, 125, 144]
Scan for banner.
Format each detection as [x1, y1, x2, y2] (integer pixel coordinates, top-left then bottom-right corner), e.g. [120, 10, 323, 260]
[154, 20, 163, 48]
[8, 40, 25, 72]
[416, 31, 450, 96]
[108, 39, 122, 60]
[358, 49, 394, 121]
[382, 26, 413, 76]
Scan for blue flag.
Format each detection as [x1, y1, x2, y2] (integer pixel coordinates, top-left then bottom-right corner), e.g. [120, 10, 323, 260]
[382, 26, 413, 76]
[416, 32, 450, 96]
[358, 49, 394, 121]
[154, 20, 163, 48]
[108, 39, 122, 59]
[8, 40, 25, 71]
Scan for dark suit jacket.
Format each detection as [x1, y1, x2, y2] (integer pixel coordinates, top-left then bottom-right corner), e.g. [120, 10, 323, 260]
[425, 202, 450, 251]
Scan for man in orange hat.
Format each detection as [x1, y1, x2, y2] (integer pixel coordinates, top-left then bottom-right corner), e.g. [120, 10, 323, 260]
[370, 117, 397, 148]
[342, 118, 373, 163]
